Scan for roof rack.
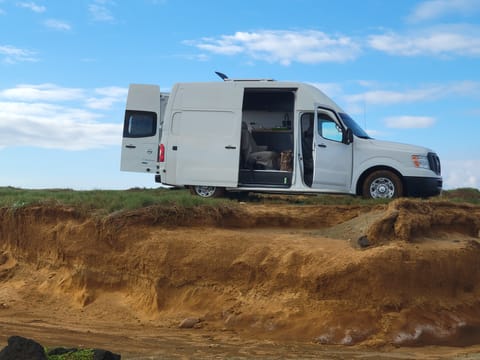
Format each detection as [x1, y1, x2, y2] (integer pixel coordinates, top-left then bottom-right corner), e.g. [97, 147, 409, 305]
[226, 78, 275, 82]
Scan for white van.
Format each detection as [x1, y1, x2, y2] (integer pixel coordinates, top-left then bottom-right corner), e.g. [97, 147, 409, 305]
[121, 78, 442, 199]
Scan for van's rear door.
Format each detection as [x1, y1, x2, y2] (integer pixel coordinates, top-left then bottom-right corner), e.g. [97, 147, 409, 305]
[121, 84, 160, 173]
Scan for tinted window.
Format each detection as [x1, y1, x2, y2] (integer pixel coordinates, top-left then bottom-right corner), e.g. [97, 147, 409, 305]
[123, 111, 157, 138]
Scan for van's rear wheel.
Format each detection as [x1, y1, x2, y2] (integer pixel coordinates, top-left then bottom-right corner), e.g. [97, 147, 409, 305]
[190, 186, 225, 198]
[362, 170, 403, 199]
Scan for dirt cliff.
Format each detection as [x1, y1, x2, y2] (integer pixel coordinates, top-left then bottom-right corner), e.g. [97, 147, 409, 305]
[1, 198, 480, 352]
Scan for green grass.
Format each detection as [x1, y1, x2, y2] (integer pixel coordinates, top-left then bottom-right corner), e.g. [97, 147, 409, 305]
[0, 187, 233, 215]
[0, 187, 478, 215]
[46, 348, 94, 360]
[439, 187, 480, 205]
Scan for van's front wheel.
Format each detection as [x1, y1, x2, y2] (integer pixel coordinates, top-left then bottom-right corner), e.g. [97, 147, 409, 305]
[362, 170, 403, 199]
[190, 186, 225, 198]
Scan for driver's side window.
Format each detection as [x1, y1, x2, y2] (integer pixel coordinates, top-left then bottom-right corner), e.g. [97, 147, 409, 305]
[317, 114, 343, 142]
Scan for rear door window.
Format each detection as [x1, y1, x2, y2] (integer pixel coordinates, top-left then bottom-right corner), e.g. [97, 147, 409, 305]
[123, 110, 157, 138]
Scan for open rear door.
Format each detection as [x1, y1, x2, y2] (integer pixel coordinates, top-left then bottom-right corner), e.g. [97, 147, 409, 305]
[121, 84, 160, 173]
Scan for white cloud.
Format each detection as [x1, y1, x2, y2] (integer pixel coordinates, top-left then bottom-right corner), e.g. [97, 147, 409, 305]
[0, 44, 37, 63]
[408, 0, 480, 22]
[384, 115, 436, 129]
[94, 86, 128, 98]
[345, 81, 480, 106]
[0, 83, 128, 110]
[0, 84, 84, 102]
[442, 159, 480, 189]
[0, 101, 121, 150]
[187, 30, 361, 65]
[0, 84, 127, 150]
[17, 1, 46, 13]
[89, 0, 115, 22]
[368, 26, 480, 57]
[44, 19, 71, 31]
[347, 88, 442, 105]
[86, 86, 128, 110]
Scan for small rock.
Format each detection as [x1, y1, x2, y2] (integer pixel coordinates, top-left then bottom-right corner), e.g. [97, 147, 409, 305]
[93, 349, 121, 360]
[358, 235, 370, 248]
[179, 317, 200, 329]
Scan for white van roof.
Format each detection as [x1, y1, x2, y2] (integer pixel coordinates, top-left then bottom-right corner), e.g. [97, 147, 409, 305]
[172, 80, 345, 113]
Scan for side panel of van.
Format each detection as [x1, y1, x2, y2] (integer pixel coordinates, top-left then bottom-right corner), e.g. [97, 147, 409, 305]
[121, 84, 160, 173]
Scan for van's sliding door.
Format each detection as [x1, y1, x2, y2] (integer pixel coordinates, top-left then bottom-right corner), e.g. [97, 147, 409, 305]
[171, 110, 241, 187]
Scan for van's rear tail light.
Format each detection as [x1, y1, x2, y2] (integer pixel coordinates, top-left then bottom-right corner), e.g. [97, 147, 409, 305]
[158, 144, 165, 162]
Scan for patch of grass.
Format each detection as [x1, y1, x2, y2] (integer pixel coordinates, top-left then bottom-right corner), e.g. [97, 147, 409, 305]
[0, 187, 233, 215]
[46, 348, 93, 360]
[440, 188, 480, 205]
[1, 187, 478, 215]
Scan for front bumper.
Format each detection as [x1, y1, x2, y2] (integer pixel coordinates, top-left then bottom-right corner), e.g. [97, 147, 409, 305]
[404, 176, 443, 197]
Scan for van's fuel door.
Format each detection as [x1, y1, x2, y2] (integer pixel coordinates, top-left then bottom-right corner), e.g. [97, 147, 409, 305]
[121, 84, 161, 173]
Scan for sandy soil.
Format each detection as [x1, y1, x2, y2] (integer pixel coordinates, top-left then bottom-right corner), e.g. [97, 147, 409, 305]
[1, 198, 480, 359]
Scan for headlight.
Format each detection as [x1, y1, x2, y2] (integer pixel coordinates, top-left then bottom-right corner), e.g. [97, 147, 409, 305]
[411, 155, 430, 169]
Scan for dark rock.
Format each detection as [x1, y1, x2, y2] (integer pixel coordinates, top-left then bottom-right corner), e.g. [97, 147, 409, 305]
[358, 235, 370, 248]
[93, 348, 121, 360]
[0, 336, 47, 360]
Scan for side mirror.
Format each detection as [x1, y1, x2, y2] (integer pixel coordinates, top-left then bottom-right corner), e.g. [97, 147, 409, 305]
[344, 128, 354, 144]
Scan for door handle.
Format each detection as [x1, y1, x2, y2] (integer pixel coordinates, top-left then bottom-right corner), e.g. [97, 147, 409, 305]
[125, 145, 136, 149]
[225, 145, 236, 149]
[318, 144, 327, 148]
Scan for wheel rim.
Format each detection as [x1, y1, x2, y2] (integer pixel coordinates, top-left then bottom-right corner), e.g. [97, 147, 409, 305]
[369, 177, 395, 198]
[194, 186, 216, 197]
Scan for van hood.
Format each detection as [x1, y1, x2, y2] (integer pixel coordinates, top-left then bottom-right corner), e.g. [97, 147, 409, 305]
[362, 138, 433, 155]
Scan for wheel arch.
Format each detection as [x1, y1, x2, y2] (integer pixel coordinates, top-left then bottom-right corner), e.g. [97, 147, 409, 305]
[355, 166, 404, 196]
[189, 185, 226, 198]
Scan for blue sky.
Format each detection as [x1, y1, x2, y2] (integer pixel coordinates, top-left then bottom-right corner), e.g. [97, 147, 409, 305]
[0, 0, 479, 190]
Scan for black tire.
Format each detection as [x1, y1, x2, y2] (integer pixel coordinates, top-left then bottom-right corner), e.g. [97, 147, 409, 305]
[225, 191, 250, 200]
[189, 185, 225, 198]
[362, 170, 403, 199]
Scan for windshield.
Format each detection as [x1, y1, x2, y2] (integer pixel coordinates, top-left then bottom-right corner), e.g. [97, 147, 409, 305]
[339, 113, 371, 139]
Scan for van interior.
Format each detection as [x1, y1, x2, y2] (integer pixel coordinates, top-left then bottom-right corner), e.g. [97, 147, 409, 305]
[239, 88, 295, 188]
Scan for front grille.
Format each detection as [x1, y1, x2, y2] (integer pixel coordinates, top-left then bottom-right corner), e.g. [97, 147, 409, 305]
[427, 152, 441, 175]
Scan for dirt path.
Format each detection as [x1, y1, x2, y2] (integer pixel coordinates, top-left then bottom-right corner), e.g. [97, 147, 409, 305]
[1, 199, 480, 358]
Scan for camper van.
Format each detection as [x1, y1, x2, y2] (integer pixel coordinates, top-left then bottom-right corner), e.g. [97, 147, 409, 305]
[121, 77, 442, 199]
